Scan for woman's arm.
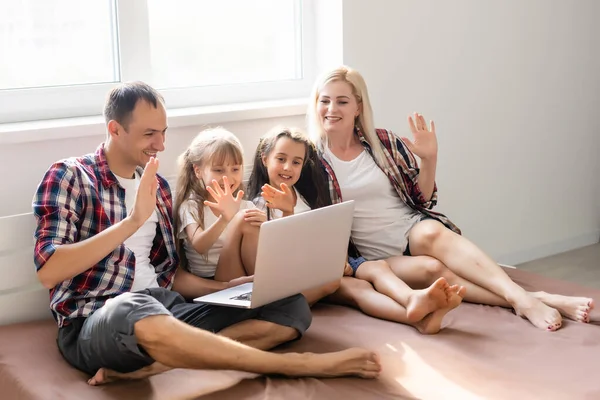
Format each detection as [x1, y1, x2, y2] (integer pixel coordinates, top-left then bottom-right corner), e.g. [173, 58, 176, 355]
[416, 156, 437, 202]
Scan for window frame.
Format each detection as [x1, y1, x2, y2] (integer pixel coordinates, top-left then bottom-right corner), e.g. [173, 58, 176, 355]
[0, 0, 317, 124]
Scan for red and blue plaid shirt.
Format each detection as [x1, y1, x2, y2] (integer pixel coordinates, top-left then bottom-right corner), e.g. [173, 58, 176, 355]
[33, 144, 178, 327]
[319, 128, 461, 254]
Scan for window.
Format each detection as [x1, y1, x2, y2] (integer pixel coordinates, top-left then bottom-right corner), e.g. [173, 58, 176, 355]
[0, 0, 315, 124]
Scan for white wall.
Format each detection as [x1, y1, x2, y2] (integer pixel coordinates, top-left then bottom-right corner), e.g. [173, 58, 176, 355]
[342, 0, 600, 264]
[0, 115, 305, 217]
[1, 0, 598, 266]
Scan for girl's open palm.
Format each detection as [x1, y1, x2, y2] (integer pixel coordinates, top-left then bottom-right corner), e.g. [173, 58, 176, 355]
[204, 176, 244, 222]
[261, 183, 295, 214]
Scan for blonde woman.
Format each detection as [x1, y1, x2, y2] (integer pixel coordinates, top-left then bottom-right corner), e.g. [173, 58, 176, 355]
[307, 65, 594, 331]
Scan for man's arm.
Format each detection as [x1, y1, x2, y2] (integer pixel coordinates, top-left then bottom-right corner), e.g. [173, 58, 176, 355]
[34, 158, 160, 289]
[37, 218, 141, 289]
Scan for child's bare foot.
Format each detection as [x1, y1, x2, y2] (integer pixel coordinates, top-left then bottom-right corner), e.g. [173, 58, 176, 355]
[289, 348, 381, 379]
[531, 292, 594, 323]
[415, 285, 466, 335]
[513, 295, 562, 331]
[88, 362, 171, 386]
[405, 277, 450, 322]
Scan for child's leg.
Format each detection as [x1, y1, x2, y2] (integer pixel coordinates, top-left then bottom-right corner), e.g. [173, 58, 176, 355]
[303, 280, 341, 307]
[325, 277, 465, 334]
[214, 212, 259, 281]
[355, 260, 454, 323]
[386, 255, 512, 307]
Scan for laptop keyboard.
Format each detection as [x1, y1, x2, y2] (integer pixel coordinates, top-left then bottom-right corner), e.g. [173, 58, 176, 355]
[231, 292, 252, 301]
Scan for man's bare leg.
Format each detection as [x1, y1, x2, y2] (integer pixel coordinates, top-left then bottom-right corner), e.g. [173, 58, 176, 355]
[386, 255, 595, 322]
[89, 315, 381, 385]
[89, 318, 301, 385]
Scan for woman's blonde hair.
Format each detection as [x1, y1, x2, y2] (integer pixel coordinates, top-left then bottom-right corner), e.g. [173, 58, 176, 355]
[173, 127, 244, 268]
[306, 65, 386, 166]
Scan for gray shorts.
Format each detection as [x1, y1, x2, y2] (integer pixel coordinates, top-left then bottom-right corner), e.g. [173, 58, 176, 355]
[57, 288, 312, 375]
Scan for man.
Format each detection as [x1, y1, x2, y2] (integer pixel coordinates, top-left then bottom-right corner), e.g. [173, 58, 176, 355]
[33, 82, 380, 385]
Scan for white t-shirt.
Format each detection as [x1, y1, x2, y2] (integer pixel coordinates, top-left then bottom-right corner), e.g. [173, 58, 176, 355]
[115, 173, 160, 292]
[256, 187, 311, 219]
[178, 198, 255, 277]
[323, 146, 422, 261]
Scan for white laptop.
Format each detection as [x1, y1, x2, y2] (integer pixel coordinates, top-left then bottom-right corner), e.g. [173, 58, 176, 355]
[193, 200, 355, 309]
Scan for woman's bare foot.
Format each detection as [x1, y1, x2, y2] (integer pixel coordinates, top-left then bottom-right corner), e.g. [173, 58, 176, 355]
[88, 362, 172, 386]
[405, 277, 451, 322]
[415, 285, 466, 335]
[290, 348, 381, 379]
[513, 295, 562, 331]
[530, 292, 594, 323]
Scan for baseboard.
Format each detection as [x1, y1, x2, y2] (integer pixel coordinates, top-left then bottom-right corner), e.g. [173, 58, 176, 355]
[497, 230, 600, 266]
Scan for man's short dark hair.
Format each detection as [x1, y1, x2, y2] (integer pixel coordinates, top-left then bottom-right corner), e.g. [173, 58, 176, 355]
[103, 81, 165, 130]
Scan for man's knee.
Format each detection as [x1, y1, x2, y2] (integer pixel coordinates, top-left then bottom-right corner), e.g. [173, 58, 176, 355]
[102, 292, 177, 347]
[262, 294, 312, 337]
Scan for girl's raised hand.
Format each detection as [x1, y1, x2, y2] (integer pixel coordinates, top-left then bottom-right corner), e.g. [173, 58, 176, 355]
[204, 176, 244, 222]
[261, 183, 295, 214]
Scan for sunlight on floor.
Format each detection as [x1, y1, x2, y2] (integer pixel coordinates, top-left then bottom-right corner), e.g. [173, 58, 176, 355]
[392, 342, 483, 400]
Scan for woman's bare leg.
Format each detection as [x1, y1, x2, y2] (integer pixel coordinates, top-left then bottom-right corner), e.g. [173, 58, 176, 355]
[407, 220, 566, 330]
[386, 254, 594, 322]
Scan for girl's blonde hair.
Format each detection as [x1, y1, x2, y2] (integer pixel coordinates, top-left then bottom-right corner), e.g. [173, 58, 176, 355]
[306, 65, 386, 166]
[173, 127, 244, 268]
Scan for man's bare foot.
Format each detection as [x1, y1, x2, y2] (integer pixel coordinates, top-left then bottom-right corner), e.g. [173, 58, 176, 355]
[530, 292, 594, 323]
[405, 277, 451, 322]
[289, 348, 381, 379]
[415, 285, 466, 335]
[88, 362, 172, 386]
[513, 295, 562, 331]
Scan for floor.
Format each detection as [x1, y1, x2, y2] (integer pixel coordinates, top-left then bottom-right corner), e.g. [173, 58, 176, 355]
[517, 243, 600, 290]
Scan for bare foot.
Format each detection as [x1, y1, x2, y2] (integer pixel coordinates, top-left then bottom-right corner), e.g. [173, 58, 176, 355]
[415, 285, 466, 335]
[405, 277, 451, 322]
[531, 292, 594, 323]
[88, 362, 172, 386]
[291, 348, 381, 379]
[513, 295, 562, 331]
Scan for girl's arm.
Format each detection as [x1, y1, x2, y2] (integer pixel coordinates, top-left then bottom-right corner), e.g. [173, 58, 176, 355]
[186, 218, 229, 255]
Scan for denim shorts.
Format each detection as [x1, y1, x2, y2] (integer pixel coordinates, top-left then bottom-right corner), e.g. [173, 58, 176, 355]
[348, 256, 367, 275]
